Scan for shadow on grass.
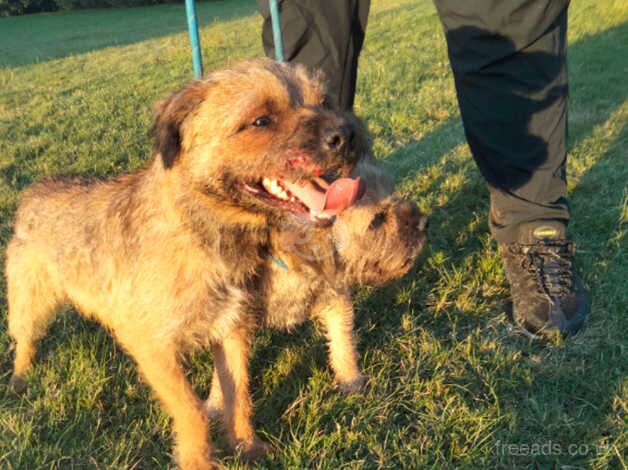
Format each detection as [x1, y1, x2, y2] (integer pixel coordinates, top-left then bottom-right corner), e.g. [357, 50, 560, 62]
[0, 312, 167, 468]
[0, 0, 256, 68]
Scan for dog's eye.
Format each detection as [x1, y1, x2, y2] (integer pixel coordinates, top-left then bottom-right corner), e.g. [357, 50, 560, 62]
[253, 116, 271, 127]
[368, 211, 387, 230]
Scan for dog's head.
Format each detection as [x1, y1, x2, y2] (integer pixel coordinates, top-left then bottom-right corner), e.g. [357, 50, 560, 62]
[152, 59, 369, 225]
[330, 195, 428, 286]
[272, 159, 428, 286]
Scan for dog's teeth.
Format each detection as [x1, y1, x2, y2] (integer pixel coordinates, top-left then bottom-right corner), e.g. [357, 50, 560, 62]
[310, 209, 333, 221]
[262, 178, 272, 192]
[262, 178, 291, 200]
[244, 183, 260, 194]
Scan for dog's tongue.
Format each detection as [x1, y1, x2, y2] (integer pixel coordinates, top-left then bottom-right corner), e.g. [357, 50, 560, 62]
[323, 177, 366, 213]
[282, 177, 365, 215]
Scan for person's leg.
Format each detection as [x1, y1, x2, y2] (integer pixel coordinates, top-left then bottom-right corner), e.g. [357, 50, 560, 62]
[257, 0, 370, 111]
[433, 0, 589, 337]
[434, 0, 571, 243]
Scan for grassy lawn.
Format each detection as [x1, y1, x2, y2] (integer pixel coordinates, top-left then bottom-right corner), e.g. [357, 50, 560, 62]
[0, 0, 626, 468]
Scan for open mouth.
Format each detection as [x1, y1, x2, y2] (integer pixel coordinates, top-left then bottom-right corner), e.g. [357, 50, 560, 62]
[243, 175, 366, 221]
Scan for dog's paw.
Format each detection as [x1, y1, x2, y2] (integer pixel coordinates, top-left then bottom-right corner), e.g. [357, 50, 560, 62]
[9, 374, 28, 394]
[337, 375, 367, 394]
[177, 458, 219, 470]
[236, 437, 275, 462]
[176, 449, 219, 470]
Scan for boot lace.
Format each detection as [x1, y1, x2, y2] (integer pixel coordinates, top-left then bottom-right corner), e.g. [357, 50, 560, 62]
[515, 241, 575, 299]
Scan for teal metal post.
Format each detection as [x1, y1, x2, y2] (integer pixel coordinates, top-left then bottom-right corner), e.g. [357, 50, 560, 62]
[269, 0, 284, 61]
[185, 0, 203, 79]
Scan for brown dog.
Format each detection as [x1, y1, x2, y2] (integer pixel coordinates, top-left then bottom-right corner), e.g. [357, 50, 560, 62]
[205, 158, 428, 438]
[4, 59, 370, 469]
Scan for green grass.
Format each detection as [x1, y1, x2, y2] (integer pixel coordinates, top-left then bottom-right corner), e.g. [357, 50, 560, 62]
[0, 0, 626, 468]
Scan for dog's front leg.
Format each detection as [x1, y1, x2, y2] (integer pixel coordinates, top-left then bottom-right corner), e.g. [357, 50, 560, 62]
[315, 292, 367, 394]
[127, 343, 215, 470]
[211, 325, 274, 461]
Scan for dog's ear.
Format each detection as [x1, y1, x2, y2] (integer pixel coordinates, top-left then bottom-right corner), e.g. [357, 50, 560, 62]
[152, 82, 207, 169]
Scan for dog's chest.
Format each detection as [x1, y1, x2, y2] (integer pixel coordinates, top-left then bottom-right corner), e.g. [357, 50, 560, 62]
[153, 237, 263, 349]
[177, 280, 253, 348]
[263, 260, 322, 330]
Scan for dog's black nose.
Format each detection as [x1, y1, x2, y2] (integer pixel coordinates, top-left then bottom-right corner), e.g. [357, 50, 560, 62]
[323, 124, 354, 152]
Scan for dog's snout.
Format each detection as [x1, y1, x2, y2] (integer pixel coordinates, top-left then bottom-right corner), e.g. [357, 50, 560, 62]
[323, 124, 354, 152]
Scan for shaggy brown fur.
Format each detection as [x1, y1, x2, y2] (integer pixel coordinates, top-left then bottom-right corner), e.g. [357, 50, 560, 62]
[5, 59, 370, 469]
[205, 158, 428, 437]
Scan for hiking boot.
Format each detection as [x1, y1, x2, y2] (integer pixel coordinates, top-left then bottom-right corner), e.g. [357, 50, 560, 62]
[500, 225, 590, 338]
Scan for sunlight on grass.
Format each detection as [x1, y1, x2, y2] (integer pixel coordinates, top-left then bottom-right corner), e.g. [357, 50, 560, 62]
[0, 0, 626, 468]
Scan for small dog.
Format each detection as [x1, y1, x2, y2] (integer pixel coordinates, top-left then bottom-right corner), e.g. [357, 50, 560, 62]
[5, 59, 370, 469]
[205, 157, 428, 439]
